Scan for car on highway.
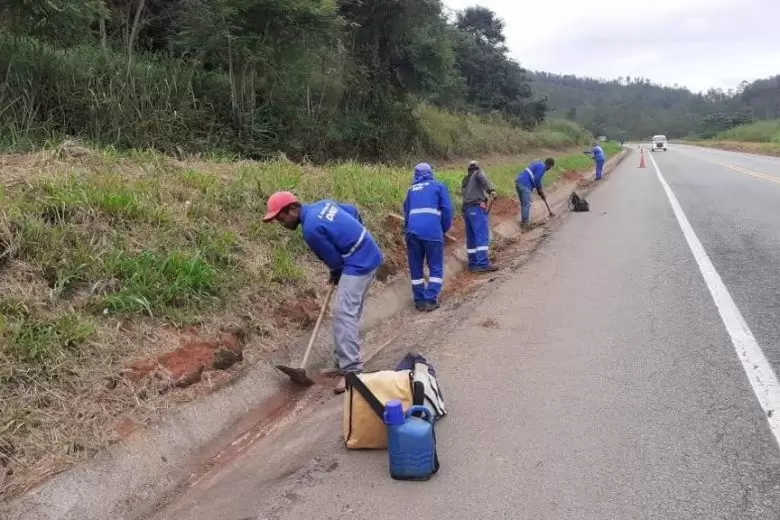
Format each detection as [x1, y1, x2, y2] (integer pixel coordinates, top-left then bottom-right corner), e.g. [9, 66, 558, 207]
[651, 134, 668, 152]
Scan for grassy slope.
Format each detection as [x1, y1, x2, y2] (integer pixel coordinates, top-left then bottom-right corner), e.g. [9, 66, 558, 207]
[689, 120, 780, 156]
[0, 139, 620, 497]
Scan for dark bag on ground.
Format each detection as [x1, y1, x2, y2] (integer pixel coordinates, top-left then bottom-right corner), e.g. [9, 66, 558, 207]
[395, 353, 447, 422]
[569, 191, 590, 212]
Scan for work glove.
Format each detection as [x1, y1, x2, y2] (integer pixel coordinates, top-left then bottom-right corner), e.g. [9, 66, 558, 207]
[329, 270, 342, 286]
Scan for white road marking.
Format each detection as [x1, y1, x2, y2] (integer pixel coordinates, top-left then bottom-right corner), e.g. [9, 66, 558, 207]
[647, 151, 780, 448]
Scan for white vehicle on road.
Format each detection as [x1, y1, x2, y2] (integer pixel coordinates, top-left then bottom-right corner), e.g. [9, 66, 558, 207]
[651, 134, 668, 152]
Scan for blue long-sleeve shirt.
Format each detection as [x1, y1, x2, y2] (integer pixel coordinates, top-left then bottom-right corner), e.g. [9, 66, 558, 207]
[402, 164, 453, 242]
[516, 160, 548, 191]
[300, 200, 382, 277]
[592, 145, 605, 162]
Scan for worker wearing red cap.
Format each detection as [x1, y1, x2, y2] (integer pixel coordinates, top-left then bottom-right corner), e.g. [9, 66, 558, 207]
[263, 192, 383, 393]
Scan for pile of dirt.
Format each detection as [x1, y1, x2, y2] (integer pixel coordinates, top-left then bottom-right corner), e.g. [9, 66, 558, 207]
[122, 327, 247, 391]
[274, 298, 320, 328]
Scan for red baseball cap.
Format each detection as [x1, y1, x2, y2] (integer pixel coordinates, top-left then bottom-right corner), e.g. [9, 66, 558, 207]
[262, 191, 298, 222]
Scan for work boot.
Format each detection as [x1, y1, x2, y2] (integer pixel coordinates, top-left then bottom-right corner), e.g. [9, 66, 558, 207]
[334, 376, 347, 395]
[415, 302, 428, 312]
[470, 264, 499, 274]
[425, 301, 440, 312]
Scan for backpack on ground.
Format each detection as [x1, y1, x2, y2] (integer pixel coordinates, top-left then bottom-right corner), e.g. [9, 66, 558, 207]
[395, 353, 447, 422]
[569, 191, 590, 212]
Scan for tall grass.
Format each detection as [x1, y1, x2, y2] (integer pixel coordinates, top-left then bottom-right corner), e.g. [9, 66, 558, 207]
[0, 35, 258, 155]
[0, 35, 595, 161]
[714, 120, 780, 143]
[414, 105, 593, 159]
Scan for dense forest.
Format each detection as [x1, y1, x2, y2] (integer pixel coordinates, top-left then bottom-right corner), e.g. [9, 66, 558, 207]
[0, 0, 553, 160]
[531, 72, 780, 140]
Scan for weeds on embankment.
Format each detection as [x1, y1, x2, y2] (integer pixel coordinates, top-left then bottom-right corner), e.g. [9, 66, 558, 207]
[0, 35, 594, 162]
[714, 120, 780, 143]
[0, 141, 619, 499]
[686, 120, 780, 156]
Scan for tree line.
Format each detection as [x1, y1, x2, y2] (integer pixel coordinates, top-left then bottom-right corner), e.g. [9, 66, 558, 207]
[532, 72, 780, 140]
[0, 0, 549, 160]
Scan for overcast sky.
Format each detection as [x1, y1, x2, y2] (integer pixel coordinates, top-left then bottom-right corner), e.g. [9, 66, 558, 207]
[443, 0, 780, 93]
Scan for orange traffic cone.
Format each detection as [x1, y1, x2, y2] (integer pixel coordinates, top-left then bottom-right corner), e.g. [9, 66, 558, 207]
[638, 147, 646, 168]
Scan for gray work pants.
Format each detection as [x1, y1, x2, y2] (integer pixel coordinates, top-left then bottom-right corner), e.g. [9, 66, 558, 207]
[333, 270, 375, 374]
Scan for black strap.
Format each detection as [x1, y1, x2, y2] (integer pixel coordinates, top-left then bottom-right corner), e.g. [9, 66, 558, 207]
[432, 427, 441, 474]
[346, 372, 385, 419]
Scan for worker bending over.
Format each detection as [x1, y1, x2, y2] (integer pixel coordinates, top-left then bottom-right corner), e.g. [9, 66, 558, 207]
[461, 161, 498, 273]
[403, 163, 453, 312]
[263, 192, 382, 394]
[515, 158, 555, 227]
[586, 142, 606, 180]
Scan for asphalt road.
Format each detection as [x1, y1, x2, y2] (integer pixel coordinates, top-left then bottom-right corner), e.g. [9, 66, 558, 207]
[153, 145, 780, 520]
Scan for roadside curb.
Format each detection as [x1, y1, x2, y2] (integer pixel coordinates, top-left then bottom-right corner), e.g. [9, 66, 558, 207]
[1, 148, 629, 520]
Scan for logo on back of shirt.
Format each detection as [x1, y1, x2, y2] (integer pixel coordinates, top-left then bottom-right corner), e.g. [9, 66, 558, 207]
[318, 202, 340, 222]
[410, 182, 430, 192]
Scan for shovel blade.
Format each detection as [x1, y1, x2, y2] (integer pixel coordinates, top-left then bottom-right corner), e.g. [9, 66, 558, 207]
[275, 364, 315, 386]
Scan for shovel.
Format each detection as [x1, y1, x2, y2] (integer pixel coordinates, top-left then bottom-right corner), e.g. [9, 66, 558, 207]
[542, 198, 555, 217]
[275, 285, 335, 386]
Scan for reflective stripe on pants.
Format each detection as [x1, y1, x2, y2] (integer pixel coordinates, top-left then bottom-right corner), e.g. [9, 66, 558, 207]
[406, 236, 444, 305]
[463, 205, 490, 269]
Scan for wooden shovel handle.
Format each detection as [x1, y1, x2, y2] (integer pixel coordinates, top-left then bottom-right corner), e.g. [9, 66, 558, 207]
[300, 285, 335, 368]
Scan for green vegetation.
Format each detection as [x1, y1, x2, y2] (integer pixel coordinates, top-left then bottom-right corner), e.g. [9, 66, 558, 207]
[713, 120, 780, 143]
[0, 2, 552, 160]
[532, 72, 780, 140]
[415, 107, 592, 159]
[688, 120, 780, 156]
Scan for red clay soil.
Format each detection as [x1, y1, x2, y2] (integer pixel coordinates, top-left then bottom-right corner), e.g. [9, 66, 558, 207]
[375, 214, 408, 282]
[488, 198, 520, 219]
[122, 328, 246, 390]
[274, 298, 320, 328]
[112, 418, 140, 441]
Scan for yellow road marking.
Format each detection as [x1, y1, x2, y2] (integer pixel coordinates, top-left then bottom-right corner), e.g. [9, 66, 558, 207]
[718, 162, 780, 186]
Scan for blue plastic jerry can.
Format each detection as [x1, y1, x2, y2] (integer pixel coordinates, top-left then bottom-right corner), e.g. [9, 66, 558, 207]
[383, 401, 437, 481]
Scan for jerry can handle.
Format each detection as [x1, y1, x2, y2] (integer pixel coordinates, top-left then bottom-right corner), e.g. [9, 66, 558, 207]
[405, 405, 432, 422]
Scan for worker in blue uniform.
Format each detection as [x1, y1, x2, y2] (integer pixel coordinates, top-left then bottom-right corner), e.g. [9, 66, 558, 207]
[586, 142, 606, 180]
[461, 161, 498, 273]
[515, 158, 555, 227]
[263, 191, 383, 394]
[402, 163, 453, 312]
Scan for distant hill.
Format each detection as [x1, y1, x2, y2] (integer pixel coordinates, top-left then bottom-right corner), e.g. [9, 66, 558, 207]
[529, 72, 773, 140]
